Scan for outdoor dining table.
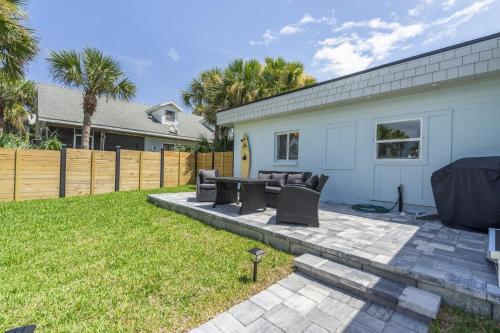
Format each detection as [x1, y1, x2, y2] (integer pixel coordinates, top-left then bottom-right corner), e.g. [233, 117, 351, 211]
[209, 177, 269, 215]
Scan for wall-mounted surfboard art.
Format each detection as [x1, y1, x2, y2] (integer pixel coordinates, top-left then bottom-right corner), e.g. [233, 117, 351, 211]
[240, 134, 251, 178]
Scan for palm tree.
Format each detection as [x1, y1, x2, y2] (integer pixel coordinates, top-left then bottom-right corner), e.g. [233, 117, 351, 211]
[47, 48, 136, 149]
[182, 57, 315, 140]
[0, 73, 36, 136]
[0, 0, 38, 78]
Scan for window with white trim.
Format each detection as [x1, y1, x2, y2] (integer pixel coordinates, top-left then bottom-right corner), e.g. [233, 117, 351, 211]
[74, 128, 94, 149]
[275, 131, 299, 161]
[163, 143, 175, 151]
[162, 110, 177, 124]
[376, 119, 421, 159]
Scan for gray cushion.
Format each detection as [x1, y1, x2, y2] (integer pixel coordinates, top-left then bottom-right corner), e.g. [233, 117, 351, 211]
[306, 175, 319, 190]
[200, 170, 216, 184]
[258, 172, 272, 180]
[265, 186, 281, 194]
[271, 173, 288, 187]
[199, 183, 216, 190]
[286, 173, 305, 185]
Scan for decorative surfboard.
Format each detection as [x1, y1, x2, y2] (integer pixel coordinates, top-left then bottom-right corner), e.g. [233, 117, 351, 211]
[240, 134, 251, 178]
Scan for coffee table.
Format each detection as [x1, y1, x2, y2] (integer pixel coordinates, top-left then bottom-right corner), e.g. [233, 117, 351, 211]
[210, 177, 269, 214]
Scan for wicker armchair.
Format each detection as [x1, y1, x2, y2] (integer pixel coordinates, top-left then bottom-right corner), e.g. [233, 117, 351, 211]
[276, 175, 329, 227]
[196, 169, 219, 202]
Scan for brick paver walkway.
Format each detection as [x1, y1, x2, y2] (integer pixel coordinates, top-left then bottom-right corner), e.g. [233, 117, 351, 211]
[190, 273, 429, 333]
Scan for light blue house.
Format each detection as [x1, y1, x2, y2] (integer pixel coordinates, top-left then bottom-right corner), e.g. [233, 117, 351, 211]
[217, 33, 500, 211]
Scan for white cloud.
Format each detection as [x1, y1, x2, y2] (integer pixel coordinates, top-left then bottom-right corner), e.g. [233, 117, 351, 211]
[167, 47, 179, 62]
[314, 41, 373, 75]
[408, 0, 434, 16]
[251, 13, 334, 45]
[250, 29, 278, 45]
[442, 0, 457, 9]
[314, 19, 424, 76]
[424, 0, 495, 44]
[121, 57, 154, 74]
[280, 25, 302, 35]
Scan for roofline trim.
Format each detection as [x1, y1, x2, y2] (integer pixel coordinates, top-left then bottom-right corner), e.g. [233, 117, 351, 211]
[38, 117, 203, 142]
[145, 101, 184, 114]
[217, 31, 500, 114]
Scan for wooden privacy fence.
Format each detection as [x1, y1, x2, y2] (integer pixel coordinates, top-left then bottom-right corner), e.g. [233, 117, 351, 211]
[0, 147, 233, 202]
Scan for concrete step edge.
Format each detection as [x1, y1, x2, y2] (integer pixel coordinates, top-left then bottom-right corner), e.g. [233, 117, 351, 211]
[294, 253, 442, 320]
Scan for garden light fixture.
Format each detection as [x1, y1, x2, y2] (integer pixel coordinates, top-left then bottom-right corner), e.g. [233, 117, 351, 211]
[248, 247, 265, 282]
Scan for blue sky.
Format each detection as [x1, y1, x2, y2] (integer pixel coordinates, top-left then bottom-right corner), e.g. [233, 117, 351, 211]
[26, 0, 500, 110]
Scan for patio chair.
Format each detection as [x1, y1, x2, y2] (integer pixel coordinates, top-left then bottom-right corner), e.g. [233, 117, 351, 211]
[276, 175, 329, 227]
[196, 169, 219, 202]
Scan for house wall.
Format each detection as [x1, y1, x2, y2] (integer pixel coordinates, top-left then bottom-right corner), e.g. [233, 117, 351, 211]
[144, 136, 197, 152]
[233, 78, 500, 209]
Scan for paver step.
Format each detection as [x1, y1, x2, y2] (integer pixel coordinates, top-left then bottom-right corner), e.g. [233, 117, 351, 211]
[294, 253, 442, 321]
[191, 273, 431, 333]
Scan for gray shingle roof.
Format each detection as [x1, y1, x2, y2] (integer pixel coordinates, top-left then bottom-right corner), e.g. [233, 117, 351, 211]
[37, 83, 214, 141]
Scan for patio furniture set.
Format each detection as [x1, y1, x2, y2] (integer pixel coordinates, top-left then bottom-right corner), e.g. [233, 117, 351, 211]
[196, 169, 328, 227]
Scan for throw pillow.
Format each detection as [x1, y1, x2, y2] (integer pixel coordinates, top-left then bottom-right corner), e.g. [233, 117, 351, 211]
[305, 175, 319, 190]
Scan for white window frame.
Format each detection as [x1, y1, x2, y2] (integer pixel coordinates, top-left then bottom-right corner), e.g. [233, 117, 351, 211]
[375, 118, 423, 161]
[163, 142, 176, 151]
[73, 128, 94, 149]
[162, 109, 177, 124]
[274, 131, 299, 165]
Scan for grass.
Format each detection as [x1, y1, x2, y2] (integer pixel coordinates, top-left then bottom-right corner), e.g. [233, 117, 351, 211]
[0, 186, 293, 332]
[2, 186, 500, 332]
[431, 304, 500, 333]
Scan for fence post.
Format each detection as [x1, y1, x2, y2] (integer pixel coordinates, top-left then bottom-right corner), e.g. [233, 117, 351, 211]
[194, 152, 198, 181]
[177, 152, 181, 186]
[221, 152, 225, 177]
[160, 148, 165, 188]
[14, 149, 20, 201]
[211, 149, 215, 170]
[90, 150, 96, 195]
[139, 151, 143, 190]
[59, 144, 67, 198]
[115, 146, 121, 192]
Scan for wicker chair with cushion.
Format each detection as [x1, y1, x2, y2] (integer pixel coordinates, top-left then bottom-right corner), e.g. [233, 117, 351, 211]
[196, 169, 219, 202]
[276, 175, 329, 227]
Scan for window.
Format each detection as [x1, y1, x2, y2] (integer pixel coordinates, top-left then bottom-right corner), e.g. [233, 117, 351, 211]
[275, 131, 299, 161]
[162, 110, 176, 123]
[74, 128, 94, 149]
[163, 143, 175, 151]
[376, 119, 421, 159]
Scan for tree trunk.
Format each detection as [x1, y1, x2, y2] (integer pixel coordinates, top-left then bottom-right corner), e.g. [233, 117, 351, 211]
[0, 98, 5, 137]
[82, 93, 97, 150]
[214, 125, 220, 141]
[82, 111, 92, 149]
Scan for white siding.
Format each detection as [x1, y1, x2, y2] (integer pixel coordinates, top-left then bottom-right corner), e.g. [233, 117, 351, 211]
[233, 78, 500, 208]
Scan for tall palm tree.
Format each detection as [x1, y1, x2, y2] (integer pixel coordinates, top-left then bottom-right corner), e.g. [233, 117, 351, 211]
[182, 57, 315, 140]
[47, 48, 136, 149]
[0, 73, 35, 135]
[0, 0, 38, 78]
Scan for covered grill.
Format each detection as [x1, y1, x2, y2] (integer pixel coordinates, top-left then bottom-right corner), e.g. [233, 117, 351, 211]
[431, 157, 500, 232]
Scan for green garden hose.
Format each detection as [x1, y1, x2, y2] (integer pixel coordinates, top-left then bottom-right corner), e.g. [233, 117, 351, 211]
[351, 204, 392, 214]
[351, 185, 403, 214]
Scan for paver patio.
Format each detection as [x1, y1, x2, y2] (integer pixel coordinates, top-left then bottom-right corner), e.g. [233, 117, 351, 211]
[148, 192, 500, 319]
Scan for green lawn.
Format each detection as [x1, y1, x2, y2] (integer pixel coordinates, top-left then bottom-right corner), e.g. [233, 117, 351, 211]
[431, 304, 500, 333]
[0, 186, 293, 332]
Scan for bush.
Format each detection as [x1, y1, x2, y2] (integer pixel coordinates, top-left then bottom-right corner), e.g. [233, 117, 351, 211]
[0, 133, 62, 150]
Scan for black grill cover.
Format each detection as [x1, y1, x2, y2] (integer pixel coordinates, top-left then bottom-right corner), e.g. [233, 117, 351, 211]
[431, 157, 500, 232]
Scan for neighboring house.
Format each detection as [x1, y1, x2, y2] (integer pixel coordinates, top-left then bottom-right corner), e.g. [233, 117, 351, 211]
[35, 83, 213, 151]
[218, 33, 500, 210]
